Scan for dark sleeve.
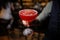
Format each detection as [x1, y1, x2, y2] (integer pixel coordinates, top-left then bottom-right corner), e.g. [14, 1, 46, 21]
[47, 0, 60, 40]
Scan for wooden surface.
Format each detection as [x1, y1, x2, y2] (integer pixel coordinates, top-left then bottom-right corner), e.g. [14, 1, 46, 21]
[0, 28, 45, 40]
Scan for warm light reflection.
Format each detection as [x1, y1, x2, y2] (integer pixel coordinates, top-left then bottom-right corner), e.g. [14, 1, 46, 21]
[22, 20, 29, 27]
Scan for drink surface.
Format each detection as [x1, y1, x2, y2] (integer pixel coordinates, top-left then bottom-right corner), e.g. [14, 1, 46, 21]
[19, 9, 38, 22]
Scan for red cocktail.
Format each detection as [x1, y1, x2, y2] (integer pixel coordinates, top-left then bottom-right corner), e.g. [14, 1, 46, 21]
[19, 9, 38, 27]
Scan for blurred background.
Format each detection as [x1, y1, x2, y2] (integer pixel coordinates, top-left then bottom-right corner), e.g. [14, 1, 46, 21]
[0, 0, 53, 40]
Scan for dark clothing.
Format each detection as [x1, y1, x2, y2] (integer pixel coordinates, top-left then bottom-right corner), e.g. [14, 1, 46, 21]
[46, 0, 60, 40]
[0, 19, 11, 36]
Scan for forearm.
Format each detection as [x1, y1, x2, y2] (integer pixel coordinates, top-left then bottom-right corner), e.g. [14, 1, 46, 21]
[36, 1, 53, 21]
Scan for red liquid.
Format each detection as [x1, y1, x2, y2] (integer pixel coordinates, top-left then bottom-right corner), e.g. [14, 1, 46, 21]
[19, 9, 38, 22]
